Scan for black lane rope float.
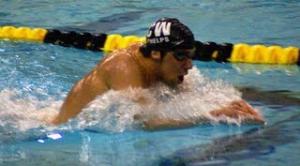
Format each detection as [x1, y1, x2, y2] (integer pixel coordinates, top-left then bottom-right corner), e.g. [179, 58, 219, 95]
[0, 26, 299, 65]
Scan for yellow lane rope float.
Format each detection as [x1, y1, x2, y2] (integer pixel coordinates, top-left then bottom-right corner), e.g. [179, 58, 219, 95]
[0, 26, 299, 65]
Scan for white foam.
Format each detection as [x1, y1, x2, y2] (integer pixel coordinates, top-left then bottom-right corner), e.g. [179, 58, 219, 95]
[75, 68, 242, 132]
[0, 67, 243, 135]
[0, 89, 61, 141]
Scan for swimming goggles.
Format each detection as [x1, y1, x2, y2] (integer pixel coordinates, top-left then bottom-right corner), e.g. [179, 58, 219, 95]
[172, 49, 195, 61]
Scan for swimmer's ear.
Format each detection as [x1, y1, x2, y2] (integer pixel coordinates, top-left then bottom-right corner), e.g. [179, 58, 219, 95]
[150, 51, 162, 60]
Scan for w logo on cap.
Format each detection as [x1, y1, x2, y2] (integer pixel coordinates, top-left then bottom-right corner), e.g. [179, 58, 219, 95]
[146, 18, 195, 50]
[147, 21, 171, 37]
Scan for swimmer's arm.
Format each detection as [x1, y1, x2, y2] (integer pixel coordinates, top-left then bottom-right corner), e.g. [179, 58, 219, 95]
[140, 117, 208, 130]
[52, 57, 144, 125]
[134, 114, 208, 130]
[51, 69, 109, 125]
[136, 100, 265, 130]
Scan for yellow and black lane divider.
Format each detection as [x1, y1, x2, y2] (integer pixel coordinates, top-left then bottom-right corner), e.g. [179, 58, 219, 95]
[0, 25, 299, 65]
[194, 41, 299, 65]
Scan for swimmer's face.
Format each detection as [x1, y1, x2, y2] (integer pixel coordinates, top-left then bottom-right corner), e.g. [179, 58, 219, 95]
[159, 48, 194, 87]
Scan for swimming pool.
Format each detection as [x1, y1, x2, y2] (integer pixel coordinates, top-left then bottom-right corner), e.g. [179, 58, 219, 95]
[0, 0, 300, 165]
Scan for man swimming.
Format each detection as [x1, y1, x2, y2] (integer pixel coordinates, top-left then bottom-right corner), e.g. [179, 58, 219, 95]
[51, 18, 264, 129]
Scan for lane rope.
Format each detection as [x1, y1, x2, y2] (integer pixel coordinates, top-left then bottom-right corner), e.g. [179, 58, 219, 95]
[0, 26, 299, 65]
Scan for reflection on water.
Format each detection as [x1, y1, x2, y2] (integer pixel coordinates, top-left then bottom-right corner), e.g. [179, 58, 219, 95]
[159, 111, 300, 166]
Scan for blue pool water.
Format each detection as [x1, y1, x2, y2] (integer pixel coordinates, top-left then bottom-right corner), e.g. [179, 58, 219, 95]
[0, 0, 300, 166]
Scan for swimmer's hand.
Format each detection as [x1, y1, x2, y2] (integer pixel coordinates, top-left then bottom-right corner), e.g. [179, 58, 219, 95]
[135, 100, 264, 131]
[210, 100, 265, 125]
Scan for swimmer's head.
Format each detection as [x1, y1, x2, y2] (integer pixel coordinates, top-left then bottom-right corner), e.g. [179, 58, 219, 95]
[141, 17, 195, 53]
[140, 18, 195, 87]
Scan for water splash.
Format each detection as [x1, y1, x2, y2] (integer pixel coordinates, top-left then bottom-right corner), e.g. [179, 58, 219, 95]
[0, 68, 243, 138]
[0, 89, 60, 142]
[74, 68, 242, 132]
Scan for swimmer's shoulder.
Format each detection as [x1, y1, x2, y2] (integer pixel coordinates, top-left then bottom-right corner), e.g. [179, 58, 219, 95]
[96, 44, 144, 88]
[95, 44, 142, 78]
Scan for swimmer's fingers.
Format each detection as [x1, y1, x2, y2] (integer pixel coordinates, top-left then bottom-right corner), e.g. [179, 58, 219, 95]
[234, 100, 265, 124]
[242, 115, 266, 125]
[210, 100, 265, 125]
[239, 110, 265, 125]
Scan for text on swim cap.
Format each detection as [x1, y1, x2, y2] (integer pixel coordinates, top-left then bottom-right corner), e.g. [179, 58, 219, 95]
[147, 21, 171, 37]
[147, 21, 171, 44]
[148, 36, 170, 44]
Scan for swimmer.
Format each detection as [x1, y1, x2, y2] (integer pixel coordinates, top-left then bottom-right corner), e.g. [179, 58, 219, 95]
[51, 18, 265, 129]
